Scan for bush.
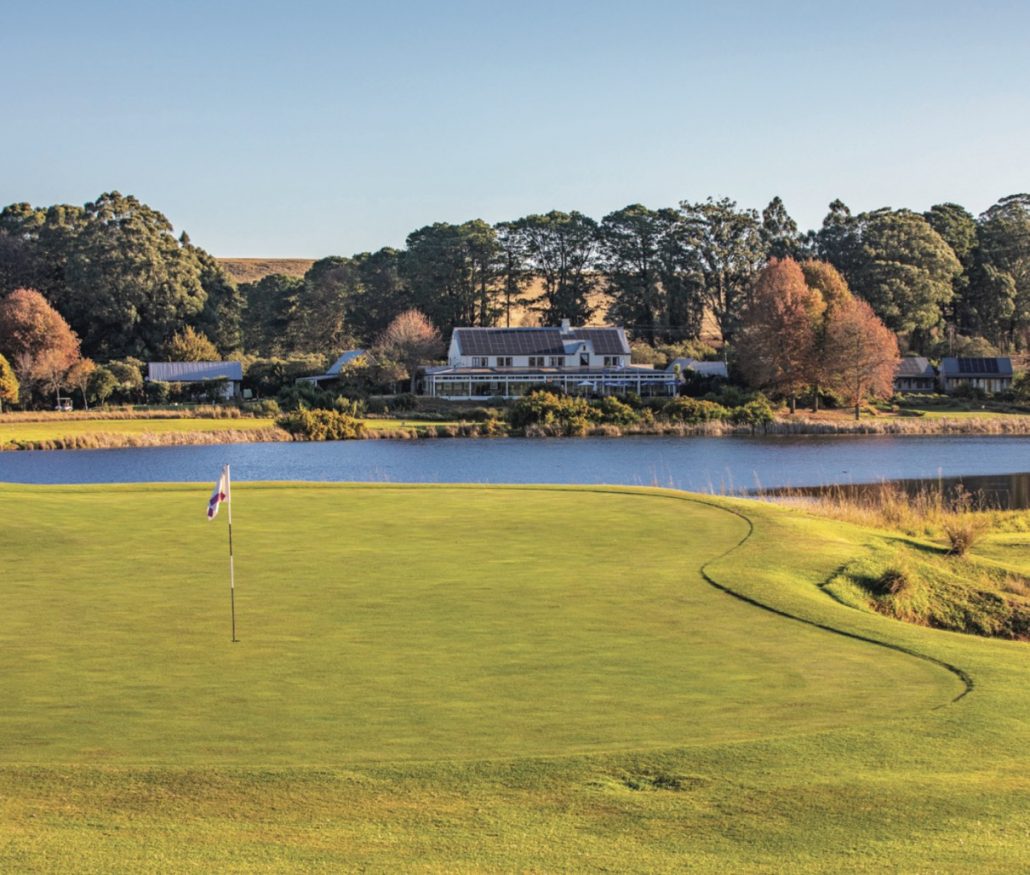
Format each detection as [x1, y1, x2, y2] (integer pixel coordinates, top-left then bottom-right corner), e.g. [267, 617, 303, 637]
[276, 409, 365, 441]
[146, 381, 171, 404]
[591, 396, 640, 425]
[251, 398, 280, 417]
[508, 390, 594, 436]
[943, 518, 988, 557]
[662, 397, 729, 423]
[391, 393, 418, 411]
[729, 397, 775, 428]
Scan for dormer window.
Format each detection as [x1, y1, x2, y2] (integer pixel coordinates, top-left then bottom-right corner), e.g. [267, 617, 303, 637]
[549, 356, 565, 367]
[496, 356, 512, 367]
[472, 356, 488, 367]
[604, 356, 622, 367]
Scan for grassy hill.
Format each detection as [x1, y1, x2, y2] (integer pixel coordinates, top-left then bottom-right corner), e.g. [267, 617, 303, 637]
[218, 258, 315, 283]
[1, 483, 1027, 871]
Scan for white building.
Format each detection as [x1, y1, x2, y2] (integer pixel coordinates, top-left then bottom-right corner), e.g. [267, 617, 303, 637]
[422, 321, 677, 399]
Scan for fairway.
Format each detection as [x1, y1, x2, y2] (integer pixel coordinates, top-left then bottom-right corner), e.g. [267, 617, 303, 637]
[1, 483, 1027, 872]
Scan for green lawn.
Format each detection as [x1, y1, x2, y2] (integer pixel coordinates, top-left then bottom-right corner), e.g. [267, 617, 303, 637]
[0, 416, 275, 445]
[0, 483, 1026, 872]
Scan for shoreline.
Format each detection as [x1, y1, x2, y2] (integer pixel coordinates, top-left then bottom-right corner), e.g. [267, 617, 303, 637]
[4, 414, 1030, 451]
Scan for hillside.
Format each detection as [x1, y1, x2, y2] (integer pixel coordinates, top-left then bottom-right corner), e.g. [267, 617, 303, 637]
[218, 257, 315, 283]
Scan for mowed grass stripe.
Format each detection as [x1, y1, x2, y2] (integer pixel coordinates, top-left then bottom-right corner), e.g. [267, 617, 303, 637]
[0, 483, 955, 767]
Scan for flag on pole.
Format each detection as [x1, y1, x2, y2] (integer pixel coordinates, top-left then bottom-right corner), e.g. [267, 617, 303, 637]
[207, 465, 230, 520]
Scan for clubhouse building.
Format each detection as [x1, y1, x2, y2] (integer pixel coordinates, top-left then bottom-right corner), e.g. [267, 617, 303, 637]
[422, 321, 677, 400]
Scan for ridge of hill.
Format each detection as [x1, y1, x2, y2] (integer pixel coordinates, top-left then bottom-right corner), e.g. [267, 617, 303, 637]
[218, 258, 315, 283]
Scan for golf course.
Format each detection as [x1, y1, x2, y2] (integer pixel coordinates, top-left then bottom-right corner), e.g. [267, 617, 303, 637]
[1, 482, 1027, 872]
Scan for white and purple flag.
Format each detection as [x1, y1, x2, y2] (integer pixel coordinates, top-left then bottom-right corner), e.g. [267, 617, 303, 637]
[207, 465, 230, 520]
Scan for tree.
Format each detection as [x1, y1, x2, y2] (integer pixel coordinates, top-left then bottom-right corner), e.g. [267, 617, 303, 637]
[823, 297, 900, 419]
[800, 260, 853, 410]
[87, 365, 117, 407]
[0, 352, 18, 411]
[678, 198, 765, 342]
[345, 248, 411, 343]
[974, 194, 1030, 349]
[737, 259, 825, 413]
[509, 211, 599, 325]
[165, 325, 220, 361]
[241, 273, 304, 355]
[289, 256, 361, 353]
[599, 205, 666, 342]
[761, 197, 802, 260]
[402, 221, 503, 331]
[494, 222, 532, 328]
[67, 358, 96, 410]
[814, 199, 859, 273]
[924, 203, 978, 332]
[0, 288, 81, 405]
[53, 192, 207, 359]
[377, 309, 444, 392]
[187, 240, 244, 355]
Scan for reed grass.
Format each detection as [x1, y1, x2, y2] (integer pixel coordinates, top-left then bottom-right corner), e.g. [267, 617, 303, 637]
[1, 427, 290, 452]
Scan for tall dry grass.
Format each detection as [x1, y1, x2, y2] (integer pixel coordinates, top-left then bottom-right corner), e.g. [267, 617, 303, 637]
[0, 406, 246, 423]
[1, 427, 290, 452]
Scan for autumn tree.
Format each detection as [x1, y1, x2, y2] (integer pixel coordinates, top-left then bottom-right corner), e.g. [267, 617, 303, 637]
[737, 258, 825, 413]
[377, 309, 444, 392]
[823, 297, 900, 420]
[0, 288, 81, 405]
[0, 353, 18, 411]
[165, 325, 220, 361]
[67, 358, 97, 410]
[800, 260, 853, 410]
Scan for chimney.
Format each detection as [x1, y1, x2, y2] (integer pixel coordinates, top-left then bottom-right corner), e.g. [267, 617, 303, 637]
[560, 318, 572, 334]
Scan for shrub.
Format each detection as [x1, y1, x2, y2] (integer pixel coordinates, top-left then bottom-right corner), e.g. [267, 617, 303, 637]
[591, 396, 640, 425]
[251, 398, 280, 417]
[365, 397, 390, 415]
[508, 390, 595, 435]
[276, 409, 365, 441]
[390, 392, 418, 411]
[729, 397, 775, 428]
[662, 397, 729, 423]
[943, 517, 988, 557]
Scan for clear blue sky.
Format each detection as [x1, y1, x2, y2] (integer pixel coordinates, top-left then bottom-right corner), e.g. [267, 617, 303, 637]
[3, 1, 1027, 257]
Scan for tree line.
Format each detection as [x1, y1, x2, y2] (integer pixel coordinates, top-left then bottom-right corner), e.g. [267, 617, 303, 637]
[0, 190, 1028, 408]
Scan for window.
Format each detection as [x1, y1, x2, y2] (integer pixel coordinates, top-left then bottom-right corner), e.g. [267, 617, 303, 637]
[471, 356, 488, 367]
[528, 356, 545, 367]
[604, 356, 622, 367]
[549, 356, 565, 367]
[579, 352, 590, 366]
[496, 356, 512, 367]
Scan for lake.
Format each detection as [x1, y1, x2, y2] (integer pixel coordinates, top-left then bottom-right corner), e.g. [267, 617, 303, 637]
[1, 434, 1029, 506]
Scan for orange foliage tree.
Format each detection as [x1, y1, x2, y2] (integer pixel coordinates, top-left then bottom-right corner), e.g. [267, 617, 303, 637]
[824, 297, 900, 419]
[800, 260, 853, 411]
[737, 258, 825, 413]
[0, 288, 82, 406]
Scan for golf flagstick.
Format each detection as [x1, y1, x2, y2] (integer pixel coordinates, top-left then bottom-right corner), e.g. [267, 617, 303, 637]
[227, 464, 237, 642]
[206, 464, 237, 642]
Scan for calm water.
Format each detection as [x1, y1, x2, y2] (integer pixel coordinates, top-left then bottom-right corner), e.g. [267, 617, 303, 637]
[1, 435, 1029, 505]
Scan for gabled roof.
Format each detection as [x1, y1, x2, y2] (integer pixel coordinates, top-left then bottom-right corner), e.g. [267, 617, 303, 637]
[667, 358, 728, 378]
[895, 356, 935, 378]
[939, 357, 1013, 377]
[148, 361, 243, 382]
[452, 326, 630, 357]
[326, 349, 368, 375]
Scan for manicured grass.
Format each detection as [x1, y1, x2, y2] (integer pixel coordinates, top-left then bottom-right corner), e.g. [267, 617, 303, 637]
[0, 416, 275, 445]
[0, 483, 1027, 872]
